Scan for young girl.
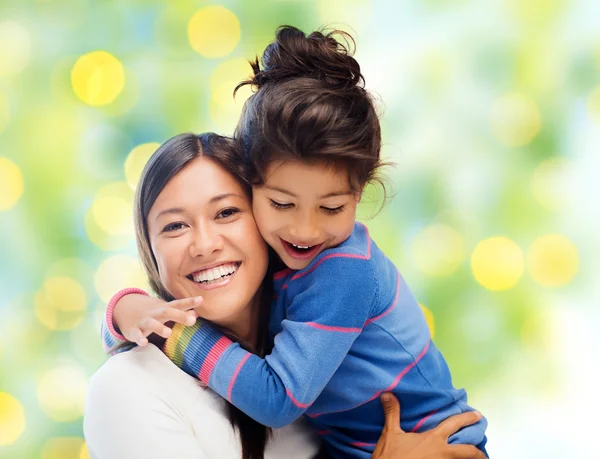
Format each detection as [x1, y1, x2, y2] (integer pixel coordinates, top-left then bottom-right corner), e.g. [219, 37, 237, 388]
[103, 27, 488, 458]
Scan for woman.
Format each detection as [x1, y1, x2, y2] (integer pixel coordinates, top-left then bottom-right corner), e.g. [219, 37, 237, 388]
[84, 133, 485, 459]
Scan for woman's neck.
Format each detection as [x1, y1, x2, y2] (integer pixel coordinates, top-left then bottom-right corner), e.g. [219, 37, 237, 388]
[220, 289, 262, 351]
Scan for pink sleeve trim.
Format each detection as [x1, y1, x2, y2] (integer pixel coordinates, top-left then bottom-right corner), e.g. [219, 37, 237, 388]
[105, 288, 149, 341]
[199, 336, 233, 383]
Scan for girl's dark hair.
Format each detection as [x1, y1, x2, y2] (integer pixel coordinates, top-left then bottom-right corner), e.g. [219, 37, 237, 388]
[134, 132, 271, 459]
[235, 25, 386, 196]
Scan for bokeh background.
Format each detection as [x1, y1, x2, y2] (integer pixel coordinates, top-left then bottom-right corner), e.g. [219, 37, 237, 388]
[1, 0, 598, 457]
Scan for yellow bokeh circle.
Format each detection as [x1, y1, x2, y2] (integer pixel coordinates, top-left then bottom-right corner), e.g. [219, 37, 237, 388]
[0, 392, 26, 446]
[124, 142, 160, 190]
[89, 182, 134, 237]
[0, 157, 23, 211]
[41, 437, 86, 459]
[188, 6, 241, 58]
[35, 276, 87, 331]
[491, 93, 541, 146]
[471, 236, 524, 291]
[419, 304, 435, 339]
[527, 234, 578, 287]
[94, 254, 148, 303]
[411, 224, 466, 277]
[37, 365, 87, 422]
[209, 58, 253, 131]
[71, 51, 125, 106]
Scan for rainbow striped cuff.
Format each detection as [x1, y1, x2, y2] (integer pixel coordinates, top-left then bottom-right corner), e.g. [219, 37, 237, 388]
[163, 321, 233, 384]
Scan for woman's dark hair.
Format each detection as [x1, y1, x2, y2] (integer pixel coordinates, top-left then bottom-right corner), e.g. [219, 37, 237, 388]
[235, 25, 387, 196]
[134, 132, 272, 459]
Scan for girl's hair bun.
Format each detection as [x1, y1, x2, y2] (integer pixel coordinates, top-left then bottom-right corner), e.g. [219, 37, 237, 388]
[241, 25, 364, 91]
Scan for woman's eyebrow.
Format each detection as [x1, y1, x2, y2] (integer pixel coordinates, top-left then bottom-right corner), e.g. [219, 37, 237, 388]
[155, 207, 185, 220]
[209, 193, 245, 203]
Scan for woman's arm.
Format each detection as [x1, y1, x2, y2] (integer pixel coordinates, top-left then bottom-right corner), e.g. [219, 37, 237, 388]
[372, 393, 487, 459]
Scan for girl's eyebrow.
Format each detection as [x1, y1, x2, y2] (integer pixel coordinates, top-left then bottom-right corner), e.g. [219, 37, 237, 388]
[265, 186, 351, 199]
[265, 186, 296, 197]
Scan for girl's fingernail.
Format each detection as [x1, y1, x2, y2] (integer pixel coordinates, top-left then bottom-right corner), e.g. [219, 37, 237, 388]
[194, 296, 203, 303]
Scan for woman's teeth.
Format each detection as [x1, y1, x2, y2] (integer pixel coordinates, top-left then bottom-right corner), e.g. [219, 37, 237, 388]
[191, 262, 238, 284]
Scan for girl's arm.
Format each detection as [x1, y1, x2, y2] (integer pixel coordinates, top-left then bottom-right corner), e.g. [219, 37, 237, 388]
[163, 255, 378, 428]
[100, 289, 200, 355]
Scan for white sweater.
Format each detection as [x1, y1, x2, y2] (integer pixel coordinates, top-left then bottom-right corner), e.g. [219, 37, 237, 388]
[84, 344, 320, 459]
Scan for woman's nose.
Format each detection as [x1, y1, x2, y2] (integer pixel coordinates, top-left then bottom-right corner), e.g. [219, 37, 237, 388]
[188, 226, 224, 257]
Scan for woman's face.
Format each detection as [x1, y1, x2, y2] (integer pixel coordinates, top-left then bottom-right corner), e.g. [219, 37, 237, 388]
[147, 156, 269, 330]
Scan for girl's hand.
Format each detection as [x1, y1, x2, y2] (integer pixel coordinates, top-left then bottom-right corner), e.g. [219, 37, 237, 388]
[113, 295, 203, 346]
[372, 393, 486, 459]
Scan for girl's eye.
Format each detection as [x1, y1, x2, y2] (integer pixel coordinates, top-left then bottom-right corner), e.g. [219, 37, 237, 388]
[163, 222, 186, 232]
[269, 199, 293, 210]
[217, 207, 241, 219]
[321, 205, 344, 215]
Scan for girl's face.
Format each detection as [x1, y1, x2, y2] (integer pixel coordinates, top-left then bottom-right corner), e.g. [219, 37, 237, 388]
[147, 156, 269, 330]
[252, 160, 359, 270]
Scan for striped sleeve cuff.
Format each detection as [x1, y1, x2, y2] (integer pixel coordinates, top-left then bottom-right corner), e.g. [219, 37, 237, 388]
[163, 321, 233, 384]
[105, 287, 150, 341]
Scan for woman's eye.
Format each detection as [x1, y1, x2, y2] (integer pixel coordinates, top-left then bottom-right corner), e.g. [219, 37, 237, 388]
[163, 222, 185, 232]
[217, 207, 240, 219]
[321, 205, 344, 215]
[269, 199, 293, 210]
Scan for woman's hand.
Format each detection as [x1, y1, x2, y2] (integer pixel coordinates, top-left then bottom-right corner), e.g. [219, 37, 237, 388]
[113, 295, 203, 346]
[372, 393, 486, 459]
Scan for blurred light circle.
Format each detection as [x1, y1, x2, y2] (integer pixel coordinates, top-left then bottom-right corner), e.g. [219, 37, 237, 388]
[419, 304, 435, 339]
[209, 58, 253, 131]
[94, 254, 148, 303]
[188, 6, 240, 58]
[41, 437, 86, 459]
[80, 441, 90, 459]
[587, 85, 600, 124]
[36, 365, 87, 422]
[411, 224, 465, 277]
[0, 20, 32, 77]
[0, 392, 25, 446]
[71, 51, 125, 106]
[0, 92, 9, 133]
[527, 234, 578, 287]
[0, 157, 24, 211]
[490, 93, 541, 146]
[471, 237, 524, 291]
[35, 276, 87, 331]
[89, 182, 134, 236]
[531, 158, 573, 212]
[124, 143, 160, 190]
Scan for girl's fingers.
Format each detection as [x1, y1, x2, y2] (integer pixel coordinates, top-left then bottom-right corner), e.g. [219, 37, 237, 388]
[448, 444, 487, 459]
[126, 327, 146, 345]
[433, 411, 482, 440]
[169, 296, 203, 311]
[380, 393, 403, 433]
[155, 307, 197, 326]
[140, 318, 172, 339]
